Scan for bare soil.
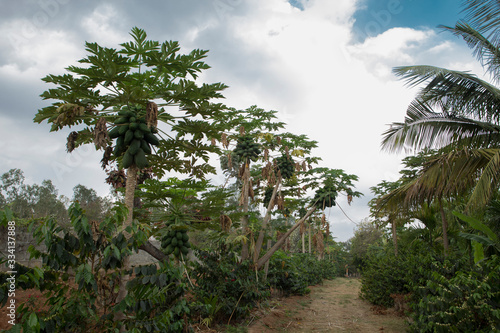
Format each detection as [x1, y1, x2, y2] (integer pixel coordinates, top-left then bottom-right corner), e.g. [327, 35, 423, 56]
[247, 278, 408, 333]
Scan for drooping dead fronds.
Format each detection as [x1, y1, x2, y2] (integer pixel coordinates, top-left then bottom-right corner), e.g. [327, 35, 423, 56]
[220, 214, 232, 232]
[94, 117, 109, 149]
[66, 131, 79, 153]
[221, 133, 229, 149]
[55, 103, 85, 126]
[146, 101, 158, 128]
[249, 179, 255, 201]
[101, 145, 113, 169]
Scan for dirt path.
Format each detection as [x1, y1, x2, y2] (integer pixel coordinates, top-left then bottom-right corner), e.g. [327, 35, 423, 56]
[247, 278, 408, 332]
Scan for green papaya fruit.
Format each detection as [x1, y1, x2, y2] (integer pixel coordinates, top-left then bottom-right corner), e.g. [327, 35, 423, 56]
[134, 148, 149, 169]
[118, 125, 128, 135]
[141, 140, 151, 154]
[144, 132, 160, 146]
[108, 126, 121, 139]
[162, 237, 172, 246]
[134, 129, 144, 140]
[114, 117, 129, 125]
[129, 122, 139, 131]
[138, 123, 151, 133]
[122, 150, 134, 169]
[128, 139, 141, 155]
[124, 130, 134, 145]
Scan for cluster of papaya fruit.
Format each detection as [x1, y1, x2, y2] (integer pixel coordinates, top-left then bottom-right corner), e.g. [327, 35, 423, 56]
[160, 229, 190, 258]
[263, 187, 274, 208]
[275, 154, 295, 179]
[108, 106, 160, 169]
[313, 184, 337, 208]
[234, 135, 261, 162]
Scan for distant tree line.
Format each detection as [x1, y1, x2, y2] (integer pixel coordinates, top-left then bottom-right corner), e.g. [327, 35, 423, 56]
[0, 168, 111, 225]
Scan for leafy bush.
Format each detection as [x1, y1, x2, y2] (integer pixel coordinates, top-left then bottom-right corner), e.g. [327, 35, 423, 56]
[124, 262, 192, 333]
[192, 248, 270, 324]
[359, 243, 434, 307]
[267, 251, 340, 296]
[409, 255, 500, 332]
[1, 203, 191, 332]
[266, 251, 309, 296]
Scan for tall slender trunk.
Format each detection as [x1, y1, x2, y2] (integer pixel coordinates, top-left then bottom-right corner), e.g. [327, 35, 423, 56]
[263, 239, 272, 279]
[241, 163, 250, 260]
[439, 198, 449, 257]
[253, 180, 280, 263]
[308, 221, 312, 254]
[256, 205, 316, 270]
[301, 231, 305, 253]
[391, 215, 398, 257]
[115, 165, 138, 328]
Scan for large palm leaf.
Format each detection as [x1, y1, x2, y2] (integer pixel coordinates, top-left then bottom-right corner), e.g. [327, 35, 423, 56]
[382, 98, 500, 153]
[381, 0, 500, 210]
[392, 66, 500, 125]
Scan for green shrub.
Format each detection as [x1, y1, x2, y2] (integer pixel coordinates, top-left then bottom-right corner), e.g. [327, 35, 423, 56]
[1, 203, 192, 332]
[409, 255, 500, 332]
[192, 248, 270, 324]
[359, 249, 413, 307]
[124, 262, 192, 333]
[267, 251, 340, 296]
[266, 251, 309, 296]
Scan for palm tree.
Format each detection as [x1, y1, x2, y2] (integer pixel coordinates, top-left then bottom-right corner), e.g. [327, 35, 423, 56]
[382, 0, 500, 211]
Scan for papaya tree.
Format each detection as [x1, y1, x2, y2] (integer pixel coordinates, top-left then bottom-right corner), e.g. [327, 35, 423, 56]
[33, 27, 228, 326]
[217, 106, 322, 262]
[255, 168, 362, 269]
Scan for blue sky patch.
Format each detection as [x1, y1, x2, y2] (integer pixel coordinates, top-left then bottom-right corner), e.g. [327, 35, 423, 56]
[351, 0, 463, 42]
[289, 0, 305, 11]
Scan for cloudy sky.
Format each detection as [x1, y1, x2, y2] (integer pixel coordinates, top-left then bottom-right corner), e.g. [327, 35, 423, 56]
[0, 0, 484, 241]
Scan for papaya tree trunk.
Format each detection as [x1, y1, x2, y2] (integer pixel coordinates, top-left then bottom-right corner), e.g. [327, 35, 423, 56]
[256, 205, 316, 270]
[115, 165, 138, 327]
[241, 163, 250, 260]
[263, 239, 272, 279]
[301, 231, 305, 253]
[308, 221, 312, 253]
[253, 180, 280, 263]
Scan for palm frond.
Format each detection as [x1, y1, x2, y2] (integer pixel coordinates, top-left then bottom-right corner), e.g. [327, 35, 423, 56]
[462, 0, 500, 42]
[377, 148, 500, 211]
[468, 149, 500, 209]
[382, 100, 500, 153]
[393, 66, 500, 123]
[440, 21, 500, 81]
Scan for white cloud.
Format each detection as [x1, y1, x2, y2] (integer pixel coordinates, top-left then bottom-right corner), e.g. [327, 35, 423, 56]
[0, 0, 477, 241]
[0, 23, 81, 78]
[80, 3, 129, 46]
